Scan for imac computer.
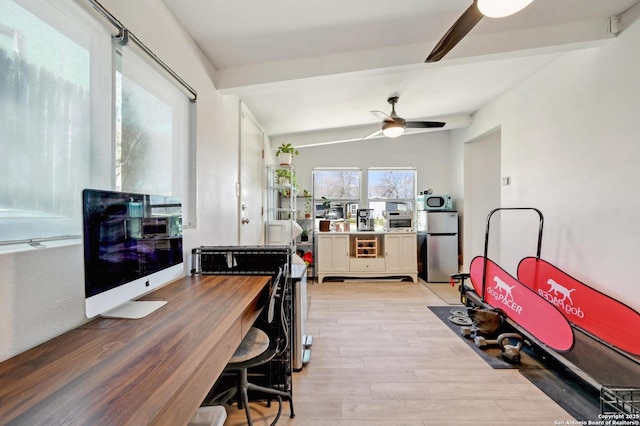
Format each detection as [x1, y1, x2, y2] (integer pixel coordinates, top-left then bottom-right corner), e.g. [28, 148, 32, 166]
[82, 189, 184, 319]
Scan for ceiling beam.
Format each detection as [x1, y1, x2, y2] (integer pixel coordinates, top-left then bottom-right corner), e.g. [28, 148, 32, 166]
[215, 18, 616, 93]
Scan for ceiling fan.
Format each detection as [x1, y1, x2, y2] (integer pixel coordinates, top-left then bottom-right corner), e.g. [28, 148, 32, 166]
[425, 0, 534, 63]
[363, 96, 446, 139]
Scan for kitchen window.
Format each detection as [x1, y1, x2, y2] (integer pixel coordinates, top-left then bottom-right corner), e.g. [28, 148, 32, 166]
[312, 168, 361, 220]
[367, 168, 416, 229]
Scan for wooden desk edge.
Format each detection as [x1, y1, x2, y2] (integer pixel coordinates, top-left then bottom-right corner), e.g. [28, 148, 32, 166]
[0, 274, 271, 426]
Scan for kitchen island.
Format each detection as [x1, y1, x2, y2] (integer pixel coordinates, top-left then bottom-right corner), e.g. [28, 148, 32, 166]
[316, 231, 417, 283]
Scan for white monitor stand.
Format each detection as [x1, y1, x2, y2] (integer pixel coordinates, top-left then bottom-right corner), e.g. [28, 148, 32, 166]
[100, 300, 167, 319]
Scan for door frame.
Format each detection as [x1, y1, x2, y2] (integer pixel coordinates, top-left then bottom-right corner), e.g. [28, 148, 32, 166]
[238, 102, 266, 245]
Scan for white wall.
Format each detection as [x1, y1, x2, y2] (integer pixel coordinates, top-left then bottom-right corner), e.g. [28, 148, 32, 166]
[0, 0, 243, 362]
[293, 131, 453, 199]
[463, 131, 501, 272]
[451, 16, 640, 309]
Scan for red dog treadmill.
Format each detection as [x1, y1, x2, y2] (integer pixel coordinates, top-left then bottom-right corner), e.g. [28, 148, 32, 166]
[518, 257, 640, 356]
[469, 256, 573, 352]
[463, 208, 640, 390]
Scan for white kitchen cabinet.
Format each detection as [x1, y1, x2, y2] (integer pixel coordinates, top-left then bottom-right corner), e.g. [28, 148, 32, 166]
[317, 232, 417, 283]
[385, 233, 418, 276]
[349, 257, 385, 272]
[317, 234, 349, 282]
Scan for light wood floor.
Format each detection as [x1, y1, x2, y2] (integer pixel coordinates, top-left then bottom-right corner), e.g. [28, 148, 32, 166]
[222, 279, 574, 425]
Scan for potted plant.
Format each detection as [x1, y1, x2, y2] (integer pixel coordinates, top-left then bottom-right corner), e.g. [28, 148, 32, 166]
[275, 143, 299, 165]
[275, 168, 297, 195]
[303, 189, 312, 219]
[300, 228, 311, 242]
[317, 196, 331, 231]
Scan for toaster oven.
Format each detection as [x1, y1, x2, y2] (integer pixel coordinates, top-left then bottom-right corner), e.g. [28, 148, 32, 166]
[386, 211, 413, 231]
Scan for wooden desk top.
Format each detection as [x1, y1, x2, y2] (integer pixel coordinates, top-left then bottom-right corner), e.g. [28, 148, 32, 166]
[0, 275, 271, 426]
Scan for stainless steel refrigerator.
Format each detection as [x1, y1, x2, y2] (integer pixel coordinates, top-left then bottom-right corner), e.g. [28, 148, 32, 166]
[417, 211, 459, 282]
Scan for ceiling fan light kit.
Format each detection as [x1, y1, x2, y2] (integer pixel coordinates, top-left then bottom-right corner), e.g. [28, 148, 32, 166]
[363, 96, 446, 140]
[477, 0, 534, 18]
[426, 0, 535, 62]
[382, 122, 405, 138]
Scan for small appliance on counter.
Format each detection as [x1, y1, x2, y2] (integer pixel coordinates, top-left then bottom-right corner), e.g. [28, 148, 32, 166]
[417, 190, 453, 211]
[386, 211, 413, 231]
[357, 209, 374, 231]
[424, 194, 453, 211]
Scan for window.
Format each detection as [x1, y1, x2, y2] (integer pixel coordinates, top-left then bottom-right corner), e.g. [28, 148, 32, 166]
[312, 168, 361, 220]
[367, 168, 416, 230]
[0, 0, 194, 247]
[115, 47, 192, 210]
[310, 167, 417, 229]
[0, 0, 96, 243]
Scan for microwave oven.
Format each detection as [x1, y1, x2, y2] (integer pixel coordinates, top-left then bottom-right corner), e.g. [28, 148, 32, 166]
[421, 194, 453, 211]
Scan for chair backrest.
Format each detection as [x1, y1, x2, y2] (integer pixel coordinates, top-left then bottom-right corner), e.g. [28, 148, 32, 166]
[265, 265, 290, 355]
[267, 266, 284, 324]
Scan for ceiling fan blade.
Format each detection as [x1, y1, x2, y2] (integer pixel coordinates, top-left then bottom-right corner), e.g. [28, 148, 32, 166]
[371, 110, 393, 121]
[425, 2, 483, 63]
[363, 128, 383, 140]
[406, 121, 446, 129]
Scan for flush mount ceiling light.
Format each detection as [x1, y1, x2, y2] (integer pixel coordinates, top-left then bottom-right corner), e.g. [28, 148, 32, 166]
[382, 122, 405, 138]
[477, 0, 534, 18]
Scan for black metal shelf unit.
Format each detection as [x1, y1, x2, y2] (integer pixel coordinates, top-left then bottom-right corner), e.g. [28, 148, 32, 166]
[192, 245, 293, 401]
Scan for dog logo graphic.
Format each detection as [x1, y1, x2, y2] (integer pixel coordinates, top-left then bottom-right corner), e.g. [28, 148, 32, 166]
[546, 279, 575, 304]
[493, 276, 515, 300]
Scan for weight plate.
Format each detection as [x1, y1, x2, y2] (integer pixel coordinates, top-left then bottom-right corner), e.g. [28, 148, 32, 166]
[449, 309, 468, 317]
[449, 315, 473, 326]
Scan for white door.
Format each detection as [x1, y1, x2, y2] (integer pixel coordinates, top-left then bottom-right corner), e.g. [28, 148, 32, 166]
[239, 104, 265, 245]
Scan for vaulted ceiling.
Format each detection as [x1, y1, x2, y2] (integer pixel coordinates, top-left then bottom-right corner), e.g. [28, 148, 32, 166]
[162, 0, 640, 146]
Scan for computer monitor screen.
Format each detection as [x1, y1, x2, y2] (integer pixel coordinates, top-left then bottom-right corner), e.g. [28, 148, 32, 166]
[82, 189, 184, 319]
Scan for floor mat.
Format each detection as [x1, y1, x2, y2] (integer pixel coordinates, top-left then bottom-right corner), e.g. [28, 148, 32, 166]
[428, 306, 542, 370]
[429, 306, 600, 421]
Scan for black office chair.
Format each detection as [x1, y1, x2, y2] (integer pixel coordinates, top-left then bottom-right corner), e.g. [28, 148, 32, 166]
[207, 267, 295, 426]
